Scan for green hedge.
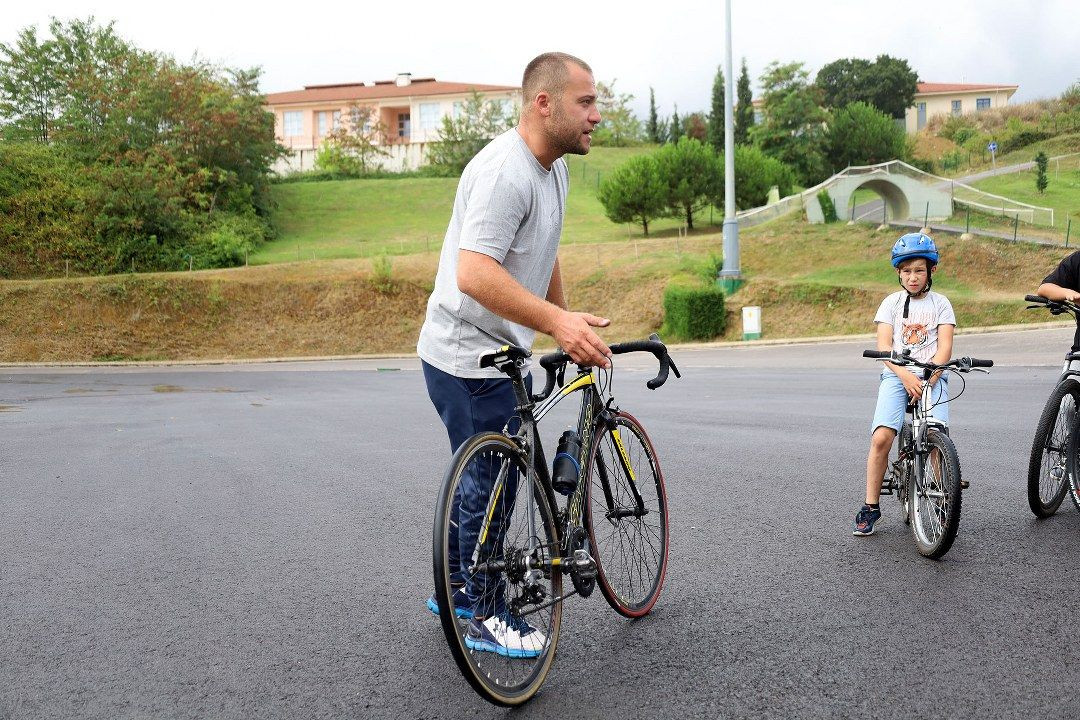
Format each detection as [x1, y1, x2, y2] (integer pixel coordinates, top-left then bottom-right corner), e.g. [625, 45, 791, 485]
[662, 285, 726, 340]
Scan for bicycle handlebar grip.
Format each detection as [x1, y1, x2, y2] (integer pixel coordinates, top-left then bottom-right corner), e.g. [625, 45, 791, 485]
[968, 358, 994, 368]
[1024, 294, 1048, 304]
[862, 350, 892, 359]
[646, 356, 670, 390]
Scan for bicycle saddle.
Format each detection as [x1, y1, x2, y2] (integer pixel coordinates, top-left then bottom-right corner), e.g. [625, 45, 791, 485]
[477, 344, 531, 369]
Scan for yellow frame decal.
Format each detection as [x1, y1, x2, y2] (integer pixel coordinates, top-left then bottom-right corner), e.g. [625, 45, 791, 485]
[558, 372, 594, 398]
[611, 428, 638, 483]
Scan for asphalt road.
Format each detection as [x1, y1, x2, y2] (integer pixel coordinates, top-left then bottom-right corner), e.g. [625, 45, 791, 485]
[4, 327, 1080, 719]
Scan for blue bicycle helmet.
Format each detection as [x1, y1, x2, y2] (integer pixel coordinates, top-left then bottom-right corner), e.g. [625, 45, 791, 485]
[891, 232, 938, 268]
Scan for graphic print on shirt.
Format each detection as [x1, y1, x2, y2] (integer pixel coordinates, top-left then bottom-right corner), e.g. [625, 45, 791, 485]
[901, 321, 929, 350]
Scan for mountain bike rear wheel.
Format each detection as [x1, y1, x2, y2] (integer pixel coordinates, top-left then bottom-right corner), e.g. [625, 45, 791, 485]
[1027, 381, 1079, 517]
[432, 432, 562, 706]
[585, 411, 669, 617]
[910, 429, 962, 559]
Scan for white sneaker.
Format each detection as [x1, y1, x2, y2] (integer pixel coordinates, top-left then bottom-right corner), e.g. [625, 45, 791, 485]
[464, 612, 547, 658]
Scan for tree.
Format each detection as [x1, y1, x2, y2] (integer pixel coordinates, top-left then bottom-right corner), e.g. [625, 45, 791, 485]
[654, 137, 722, 229]
[684, 112, 707, 141]
[0, 26, 61, 143]
[668, 104, 683, 143]
[425, 90, 516, 174]
[591, 79, 642, 147]
[647, 87, 662, 143]
[711, 145, 796, 211]
[735, 58, 754, 146]
[1035, 151, 1049, 194]
[824, 101, 908, 173]
[596, 154, 667, 235]
[318, 102, 389, 174]
[753, 61, 828, 185]
[706, 65, 724, 152]
[815, 55, 918, 119]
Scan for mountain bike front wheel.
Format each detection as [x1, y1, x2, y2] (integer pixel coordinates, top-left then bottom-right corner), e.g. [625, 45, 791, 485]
[585, 411, 669, 618]
[910, 429, 962, 559]
[1027, 381, 1079, 517]
[432, 432, 562, 706]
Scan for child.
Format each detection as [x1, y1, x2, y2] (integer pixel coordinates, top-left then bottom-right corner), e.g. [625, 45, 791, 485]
[854, 233, 955, 536]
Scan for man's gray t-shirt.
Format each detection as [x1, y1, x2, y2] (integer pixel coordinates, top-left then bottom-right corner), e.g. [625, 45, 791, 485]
[417, 129, 569, 378]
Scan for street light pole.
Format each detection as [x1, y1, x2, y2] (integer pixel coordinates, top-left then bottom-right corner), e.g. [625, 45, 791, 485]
[718, 0, 741, 292]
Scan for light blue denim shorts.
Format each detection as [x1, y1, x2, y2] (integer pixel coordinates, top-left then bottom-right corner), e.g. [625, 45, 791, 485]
[871, 371, 949, 434]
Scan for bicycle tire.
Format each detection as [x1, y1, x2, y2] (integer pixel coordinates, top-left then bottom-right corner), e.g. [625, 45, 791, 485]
[432, 432, 562, 706]
[584, 411, 669, 618]
[1026, 380, 1080, 517]
[910, 429, 962, 559]
[1065, 415, 1080, 512]
[898, 423, 912, 526]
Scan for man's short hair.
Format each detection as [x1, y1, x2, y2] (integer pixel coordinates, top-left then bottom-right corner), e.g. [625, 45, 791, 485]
[521, 52, 592, 106]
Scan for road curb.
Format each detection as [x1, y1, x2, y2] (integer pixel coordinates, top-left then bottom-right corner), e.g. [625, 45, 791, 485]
[0, 321, 1072, 369]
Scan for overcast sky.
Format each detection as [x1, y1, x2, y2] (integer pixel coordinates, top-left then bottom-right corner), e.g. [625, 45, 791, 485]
[5, 0, 1078, 118]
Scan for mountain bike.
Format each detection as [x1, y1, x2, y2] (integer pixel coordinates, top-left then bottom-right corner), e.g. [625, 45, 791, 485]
[863, 349, 993, 558]
[1024, 294, 1080, 516]
[432, 334, 679, 706]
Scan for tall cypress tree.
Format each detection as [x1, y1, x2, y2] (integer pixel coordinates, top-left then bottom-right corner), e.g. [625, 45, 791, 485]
[706, 65, 724, 152]
[669, 104, 682, 143]
[735, 58, 754, 146]
[647, 86, 661, 143]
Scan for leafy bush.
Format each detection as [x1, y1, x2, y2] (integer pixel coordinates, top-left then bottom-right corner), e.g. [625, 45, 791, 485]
[998, 123, 1052, 153]
[662, 285, 726, 340]
[190, 212, 266, 268]
[817, 190, 838, 223]
[371, 254, 396, 294]
[0, 141, 103, 278]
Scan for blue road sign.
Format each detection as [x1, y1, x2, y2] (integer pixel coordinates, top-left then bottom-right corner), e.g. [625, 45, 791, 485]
[988, 141, 998, 153]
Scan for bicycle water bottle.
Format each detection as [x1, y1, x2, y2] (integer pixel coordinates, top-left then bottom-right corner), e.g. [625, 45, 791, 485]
[552, 429, 583, 495]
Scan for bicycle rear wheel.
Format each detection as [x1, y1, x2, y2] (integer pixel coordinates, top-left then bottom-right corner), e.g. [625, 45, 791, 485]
[910, 429, 962, 559]
[1026, 381, 1079, 517]
[584, 411, 669, 618]
[432, 433, 562, 706]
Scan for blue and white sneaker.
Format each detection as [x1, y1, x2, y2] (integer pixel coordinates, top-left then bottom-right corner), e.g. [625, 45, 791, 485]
[426, 586, 474, 619]
[853, 505, 882, 536]
[464, 611, 547, 658]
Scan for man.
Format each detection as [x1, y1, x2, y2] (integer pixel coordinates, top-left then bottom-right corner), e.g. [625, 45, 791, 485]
[417, 52, 608, 656]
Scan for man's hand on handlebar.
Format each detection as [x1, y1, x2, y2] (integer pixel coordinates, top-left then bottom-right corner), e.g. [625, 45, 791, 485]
[550, 310, 612, 368]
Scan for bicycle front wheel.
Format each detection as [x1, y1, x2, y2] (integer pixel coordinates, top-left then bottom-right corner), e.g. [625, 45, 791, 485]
[1026, 381, 1079, 517]
[910, 429, 962, 559]
[432, 433, 562, 706]
[585, 411, 669, 618]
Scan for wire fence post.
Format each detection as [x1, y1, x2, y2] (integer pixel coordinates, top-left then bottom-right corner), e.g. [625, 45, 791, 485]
[924, 201, 929, 228]
[966, 206, 971, 233]
[1067, 218, 1072, 248]
[1013, 214, 1019, 242]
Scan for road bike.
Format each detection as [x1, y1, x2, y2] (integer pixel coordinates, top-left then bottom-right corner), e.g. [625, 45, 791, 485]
[432, 334, 679, 705]
[863, 349, 993, 558]
[1024, 294, 1080, 516]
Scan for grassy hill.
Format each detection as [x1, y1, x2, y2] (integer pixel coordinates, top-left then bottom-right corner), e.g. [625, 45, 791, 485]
[2, 214, 1072, 363]
[255, 146, 703, 264]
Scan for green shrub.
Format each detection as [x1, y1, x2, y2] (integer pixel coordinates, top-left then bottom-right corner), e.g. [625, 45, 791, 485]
[998, 124, 1052, 153]
[720, 145, 797, 209]
[597, 154, 666, 235]
[824, 101, 908, 173]
[371, 254, 396, 294]
[937, 115, 976, 142]
[817, 190, 838, 222]
[190, 212, 266, 268]
[662, 285, 726, 340]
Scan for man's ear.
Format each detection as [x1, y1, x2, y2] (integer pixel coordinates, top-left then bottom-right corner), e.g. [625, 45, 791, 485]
[533, 91, 553, 118]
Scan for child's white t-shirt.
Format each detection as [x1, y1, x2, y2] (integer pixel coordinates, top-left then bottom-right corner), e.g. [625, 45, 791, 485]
[873, 290, 956, 364]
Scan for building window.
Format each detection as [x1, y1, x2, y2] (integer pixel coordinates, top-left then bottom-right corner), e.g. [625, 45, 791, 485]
[419, 102, 441, 130]
[753, 109, 764, 125]
[490, 98, 514, 118]
[976, 97, 991, 111]
[283, 111, 303, 137]
[951, 99, 962, 116]
[452, 101, 464, 119]
[317, 111, 335, 136]
[398, 112, 411, 140]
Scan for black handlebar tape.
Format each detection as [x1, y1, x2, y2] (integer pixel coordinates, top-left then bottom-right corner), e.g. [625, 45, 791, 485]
[968, 358, 994, 368]
[862, 350, 892, 359]
[1024, 295, 1048, 303]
